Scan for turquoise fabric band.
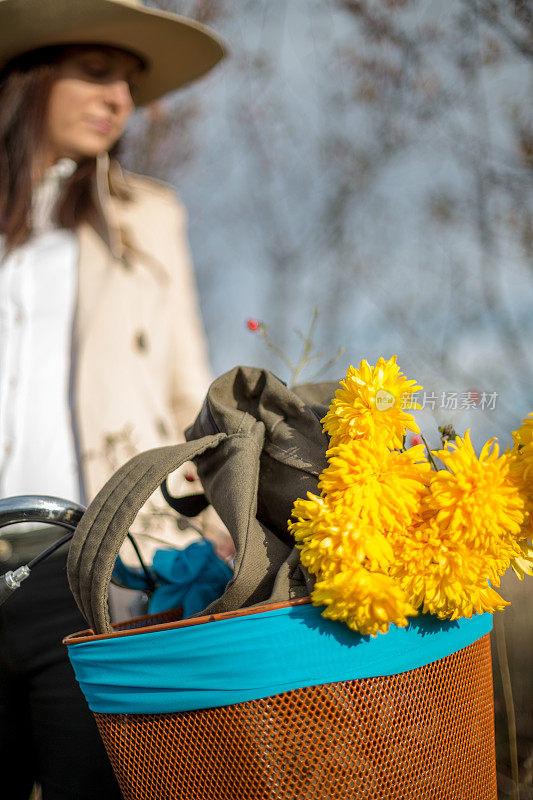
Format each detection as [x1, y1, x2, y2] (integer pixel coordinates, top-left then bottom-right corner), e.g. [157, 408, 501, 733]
[67, 604, 492, 714]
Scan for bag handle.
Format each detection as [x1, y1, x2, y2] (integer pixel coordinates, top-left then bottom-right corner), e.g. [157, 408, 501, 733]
[160, 482, 209, 517]
[67, 434, 225, 634]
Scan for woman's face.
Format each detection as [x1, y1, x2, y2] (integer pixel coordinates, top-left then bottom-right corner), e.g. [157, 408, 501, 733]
[44, 46, 143, 167]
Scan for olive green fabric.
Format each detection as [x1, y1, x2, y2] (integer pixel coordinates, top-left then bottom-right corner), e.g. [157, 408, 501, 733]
[67, 436, 224, 634]
[67, 367, 335, 634]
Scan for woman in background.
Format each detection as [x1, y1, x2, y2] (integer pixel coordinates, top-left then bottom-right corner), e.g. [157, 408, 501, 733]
[0, 1, 226, 797]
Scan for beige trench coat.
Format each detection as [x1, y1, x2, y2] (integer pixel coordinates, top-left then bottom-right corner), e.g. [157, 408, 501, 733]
[75, 155, 212, 551]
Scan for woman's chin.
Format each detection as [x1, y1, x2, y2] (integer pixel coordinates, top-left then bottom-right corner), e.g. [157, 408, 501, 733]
[56, 134, 120, 161]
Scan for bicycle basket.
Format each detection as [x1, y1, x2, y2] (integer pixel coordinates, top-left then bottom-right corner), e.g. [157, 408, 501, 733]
[65, 599, 496, 800]
[64, 368, 497, 799]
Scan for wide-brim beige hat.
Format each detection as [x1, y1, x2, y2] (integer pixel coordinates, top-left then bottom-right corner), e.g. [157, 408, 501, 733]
[0, 0, 227, 105]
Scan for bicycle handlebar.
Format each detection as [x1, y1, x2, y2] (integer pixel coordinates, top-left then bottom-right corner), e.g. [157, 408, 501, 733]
[0, 495, 86, 606]
[0, 495, 85, 532]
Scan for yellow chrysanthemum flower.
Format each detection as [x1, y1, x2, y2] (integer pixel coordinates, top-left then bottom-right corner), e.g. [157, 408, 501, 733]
[509, 412, 533, 540]
[311, 567, 418, 636]
[509, 539, 533, 580]
[390, 431, 525, 619]
[429, 431, 524, 555]
[391, 524, 509, 619]
[508, 453, 533, 551]
[289, 439, 429, 569]
[289, 493, 395, 578]
[318, 440, 430, 534]
[321, 356, 421, 449]
[512, 412, 533, 448]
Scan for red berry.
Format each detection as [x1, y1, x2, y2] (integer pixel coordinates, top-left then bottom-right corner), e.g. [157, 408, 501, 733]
[184, 473, 195, 483]
[246, 318, 260, 331]
[410, 435, 422, 447]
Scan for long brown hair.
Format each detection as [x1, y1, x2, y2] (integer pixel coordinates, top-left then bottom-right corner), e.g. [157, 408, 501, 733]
[0, 47, 117, 250]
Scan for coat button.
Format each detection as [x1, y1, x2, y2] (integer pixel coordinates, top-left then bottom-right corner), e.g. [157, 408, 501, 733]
[135, 331, 148, 352]
[155, 418, 169, 438]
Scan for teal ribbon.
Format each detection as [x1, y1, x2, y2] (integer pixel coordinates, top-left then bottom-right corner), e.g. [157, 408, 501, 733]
[67, 603, 492, 715]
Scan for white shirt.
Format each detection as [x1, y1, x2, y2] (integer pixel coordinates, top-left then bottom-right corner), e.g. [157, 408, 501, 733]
[0, 159, 82, 505]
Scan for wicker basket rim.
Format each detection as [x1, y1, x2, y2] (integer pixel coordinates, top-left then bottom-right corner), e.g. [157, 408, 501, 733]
[63, 596, 312, 646]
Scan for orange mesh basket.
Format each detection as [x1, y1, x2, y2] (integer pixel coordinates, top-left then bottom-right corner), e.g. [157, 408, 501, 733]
[65, 602, 497, 800]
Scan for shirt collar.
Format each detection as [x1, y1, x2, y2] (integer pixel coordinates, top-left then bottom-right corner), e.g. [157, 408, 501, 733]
[32, 158, 78, 235]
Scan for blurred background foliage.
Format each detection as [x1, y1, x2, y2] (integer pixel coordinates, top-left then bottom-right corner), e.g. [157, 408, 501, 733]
[124, 0, 532, 443]
[122, 3, 532, 795]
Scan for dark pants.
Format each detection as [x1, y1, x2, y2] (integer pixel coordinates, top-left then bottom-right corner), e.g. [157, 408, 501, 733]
[0, 550, 122, 800]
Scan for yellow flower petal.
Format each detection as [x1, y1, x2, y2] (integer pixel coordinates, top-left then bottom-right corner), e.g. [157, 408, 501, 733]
[312, 568, 417, 637]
